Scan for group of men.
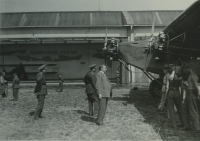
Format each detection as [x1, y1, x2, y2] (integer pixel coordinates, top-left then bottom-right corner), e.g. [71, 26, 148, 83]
[32, 63, 112, 124]
[0, 72, 20, 101]
[83, 64, 112, 125]
[158, 64, 200, 132]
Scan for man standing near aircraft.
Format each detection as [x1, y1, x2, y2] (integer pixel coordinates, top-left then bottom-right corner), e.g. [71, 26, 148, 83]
[95, 65, 112, 125]
[83, 64, 98, 116]
[34, 65, 48, 120]
[11, 73, 20, 101]
[158, 64, 169, 110]
[182, 64, 200, 131]
[57, 72, 64, 92]
[0, 72, 6, 98]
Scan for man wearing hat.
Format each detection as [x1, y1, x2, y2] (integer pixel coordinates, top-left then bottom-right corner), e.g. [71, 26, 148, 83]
[34, 64, 47, 120]
[57, 72, 64, 92]
[83, 64, 98, 116]
[11, 73, 20, 101]
[0, 72, 6, 99]
[182, 64, 200, 131]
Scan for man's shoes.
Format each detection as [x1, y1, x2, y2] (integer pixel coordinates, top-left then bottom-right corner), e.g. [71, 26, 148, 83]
[96, 121, 103, 126]
[96, 122, 103, 126]
[39, 115, 45, 118]
[34, 117, 38, 120]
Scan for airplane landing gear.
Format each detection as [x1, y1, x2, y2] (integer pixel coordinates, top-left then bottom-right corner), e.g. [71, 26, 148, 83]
[149, 78, 162, 98]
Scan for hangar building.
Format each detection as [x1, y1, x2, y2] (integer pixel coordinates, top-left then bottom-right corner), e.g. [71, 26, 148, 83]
[0, 11, 182, 83]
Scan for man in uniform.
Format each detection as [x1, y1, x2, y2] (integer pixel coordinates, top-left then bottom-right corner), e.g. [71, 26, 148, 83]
[95, 65, 112, 125]
[11, 73, 20, 101]
[182, 64, 200, 131]
[57, 72, 64, 92]
[0, 72, 6, 98]
[83, 64, 98, 116]
[34, 64, 47, 120]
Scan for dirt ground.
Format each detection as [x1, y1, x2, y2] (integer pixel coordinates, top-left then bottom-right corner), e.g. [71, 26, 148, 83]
[0, 84, 199, 140]
[129, 89, 200, 141]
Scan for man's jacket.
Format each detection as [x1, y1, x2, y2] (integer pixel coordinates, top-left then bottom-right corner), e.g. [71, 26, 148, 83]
[83, 71, 96, 93]
[95, 71, 112, 98]
[12, 77, 20, 89]
[34, 72, 47, 95]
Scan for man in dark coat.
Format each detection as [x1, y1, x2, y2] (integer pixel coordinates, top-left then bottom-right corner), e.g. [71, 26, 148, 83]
[11, 73, 20, 101]
[95, 65, 112, 125]
[0, 72, 6, 98]
[34, 64, 47, 120]
[83, 64, 98, 116]
[57, 72, 64, 92]
[182, 64, 200, 131]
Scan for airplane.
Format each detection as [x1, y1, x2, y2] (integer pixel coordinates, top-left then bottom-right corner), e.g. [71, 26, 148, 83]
[0, 63, 57, 80]
[103, 0, 200, 98]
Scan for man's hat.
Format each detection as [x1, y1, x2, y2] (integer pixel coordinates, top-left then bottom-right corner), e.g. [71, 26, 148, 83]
[38, 64, 47, 70]
[60, 72, 63, 75]
[89, 64, 96, 68]
[13, 73, 18, 75]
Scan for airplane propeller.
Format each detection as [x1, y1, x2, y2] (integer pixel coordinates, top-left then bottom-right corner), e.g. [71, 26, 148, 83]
[103, 27, 108, 65]
[146, 15, 156, 59]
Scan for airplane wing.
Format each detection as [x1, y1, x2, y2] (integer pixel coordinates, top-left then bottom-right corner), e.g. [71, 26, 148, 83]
[162, 0, 200, 39]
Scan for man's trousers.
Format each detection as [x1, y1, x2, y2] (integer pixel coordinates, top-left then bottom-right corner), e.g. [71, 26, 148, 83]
[13, 88, 19, 101]
[87, 93, 98, 116]
[167, 88, 183, 128]
[34, 95, 45, 119]
[96, 97, 108, 124]
[182, 89, 200, 130]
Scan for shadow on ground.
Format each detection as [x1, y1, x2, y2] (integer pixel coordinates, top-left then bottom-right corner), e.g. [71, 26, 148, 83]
[114, 89, 200, 141]
[74, 110, 89, 115]
[80, 116, 96, 123]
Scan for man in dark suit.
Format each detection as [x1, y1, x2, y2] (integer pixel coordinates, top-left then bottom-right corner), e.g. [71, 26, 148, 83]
[83, 64, 98, 116]
[11, 73, 20, 101]
[182, 64, 200, 131]
[57, 72, 64, 92]
[95, 65, 112, 125]
[34, 64, 47, 120]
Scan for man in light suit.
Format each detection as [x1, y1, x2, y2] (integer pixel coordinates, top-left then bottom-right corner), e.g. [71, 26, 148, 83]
[34, 64, 48, 120]
[95, 65, 112, 125]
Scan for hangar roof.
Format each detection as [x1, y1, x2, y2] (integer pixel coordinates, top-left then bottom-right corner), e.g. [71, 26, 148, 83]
[0, 11, 182, 28]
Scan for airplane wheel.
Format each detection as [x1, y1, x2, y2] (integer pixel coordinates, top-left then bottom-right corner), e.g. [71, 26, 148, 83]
[149, 78, 162, 98]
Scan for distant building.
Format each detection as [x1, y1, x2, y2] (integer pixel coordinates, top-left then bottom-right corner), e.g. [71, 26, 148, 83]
[0, 11, 182, 83]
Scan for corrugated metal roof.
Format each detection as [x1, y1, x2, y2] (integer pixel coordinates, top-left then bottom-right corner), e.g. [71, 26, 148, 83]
[0, 11, 182, 28]
[126, 11, 182, 26]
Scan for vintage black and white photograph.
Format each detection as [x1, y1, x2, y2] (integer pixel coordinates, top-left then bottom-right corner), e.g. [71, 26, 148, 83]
[0, 0, 200, 140]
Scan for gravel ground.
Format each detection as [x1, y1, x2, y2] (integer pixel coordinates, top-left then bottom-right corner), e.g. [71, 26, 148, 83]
[0, 85, 162, 140]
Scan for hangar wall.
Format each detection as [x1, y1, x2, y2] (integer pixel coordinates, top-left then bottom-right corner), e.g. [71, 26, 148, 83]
[0, 43, 120, 80]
